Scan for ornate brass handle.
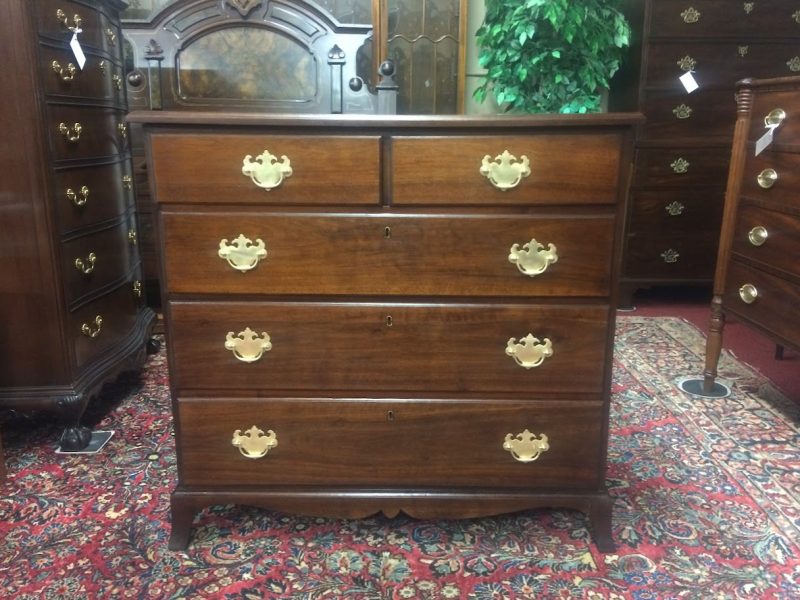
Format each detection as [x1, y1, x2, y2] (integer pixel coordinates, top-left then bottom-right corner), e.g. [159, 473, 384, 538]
[757, 168, 777, 189]
[665, 201, 685, 216]
[232, 426, 278, 459]
[225, 328, 272, 363]
[787, 57, 800, 73]
[480, 150, 531, 191]
[55, 9, 82, 31]
[670, 158, 689, 174]
[118, 122, 128, 140]
[132, 280, 142, 298]
[677, 55, 696, 72]
[105, 28, 117, 46]
[673, 104, 692, 119]
[52, 60, 77, 82]
[74, 252, 96, 274]
[503, 430, 550, 463]
[793, 9, 800, 23]
[218, 235, 268, 272]
[80, 315, 103, 338]
[508, 239, 558, 277]
[242, 150, 293, 190]
[128, 229, 137, 245]
[66, 185, 89, 207]
[122, 175, 132, 190]
[739, 283, 758, 304]
[112, 74, 122, 91]
[505, 334, 553, 369]
[744, 2, 755, 14]
[680, 7, 701, 23]
[661, 248, 680, 263]
[748, 226, 768, 246]
[58, 122, 82, 143]
[764, 108, 786, 127]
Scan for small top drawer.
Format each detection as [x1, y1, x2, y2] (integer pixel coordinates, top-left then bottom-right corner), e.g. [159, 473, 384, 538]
[747, 93, 800, 144]
[149, 134, 381, 205]
[35, 0, 120, 56]
[390, 134, 623, 205]
[649, 1, 800, 39]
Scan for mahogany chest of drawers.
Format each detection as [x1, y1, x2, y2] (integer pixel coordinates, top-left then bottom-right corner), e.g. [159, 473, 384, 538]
[0, 0, 155, 450]
[701, 76, 800, 391]
[615, 0, 800, 305]
[129, 111, 641, 551]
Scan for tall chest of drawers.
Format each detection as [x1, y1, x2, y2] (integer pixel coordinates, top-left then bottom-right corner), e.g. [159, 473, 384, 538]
[130, 111, 641, 551]
[0, 0, 155, 450]
[701, 76, 800, 392]
[617, 0, 800, 305]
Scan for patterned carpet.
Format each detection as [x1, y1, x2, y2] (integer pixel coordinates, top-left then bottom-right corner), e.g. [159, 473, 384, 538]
[1, 316, 798, 599]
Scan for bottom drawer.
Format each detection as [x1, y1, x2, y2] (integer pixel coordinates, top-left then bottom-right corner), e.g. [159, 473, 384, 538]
[177, 397, 606, 489]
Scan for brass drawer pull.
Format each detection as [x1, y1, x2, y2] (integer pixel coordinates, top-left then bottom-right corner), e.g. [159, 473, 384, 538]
[661, 248, 680, 263]
[74, 252, 96, 274]
[122, 175, 132, 190]
[744, 2, 755, 15]
[508, 238, 558, 277]
[225, 327, 272, 363]
[764, 109, 786, 128]
[677, 55, 696, 72]
[793, 9, 800, 23]
[738, 46, 749, 58]
[128, 229, 137, 245]
[218, 235, 268, 272]
[670, 157, 689, 174]
[66, 185, 89, 207]
[112, 74, 122, 91]
[52, 60, 77, 82]
[80, 315, 103, 338]
[672, 104, 692, 119]
[757, 168, 777, 189]
[665, 201, 685, 216]
[480, 150, 530, 191]
[505, 334, 553, 369]
[739, 283, 758, 304]
[58, 122, 82, 143]
[680, 7, 701, 23]
[788, 57, 800, 73]
[503, 429, 550, 463]
[132, 280, 142, 297]
[242, 150, 293, 190]
[748, 226, 768, 246]
[105, 28, 117, 46]
[118, 122, 128, 139]
[232, 426, 278, 459]
[55, 9, 82, 32]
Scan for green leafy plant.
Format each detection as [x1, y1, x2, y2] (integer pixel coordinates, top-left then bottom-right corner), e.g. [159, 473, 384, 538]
[474, 0, 631, 113]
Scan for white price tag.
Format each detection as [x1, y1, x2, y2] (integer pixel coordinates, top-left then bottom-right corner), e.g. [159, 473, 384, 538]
[679, 71, 699, 93]
[70, 31, 86, 70]
[755, 127, 775, 156]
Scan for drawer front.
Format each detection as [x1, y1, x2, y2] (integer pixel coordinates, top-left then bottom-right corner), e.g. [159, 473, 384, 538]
[723, 261, 800, 346]
[40, 43, 125, 103]
[390, 134, 623, 205]
[624, 231, 718, 280]
[53, 159, 133, 233]
[732, 202, 800, 279]
[628, 189, 724, 235]
[162, 211, 615, 297]
[640, 89, 736, 141]
[649, 1, 800, 38]
[748, 91, 800, 142]
[177, 397, 605, 489]
[70, 277, 143, 370]
[35, 0, 119, 55]
[62, 219, 136, 307]
[168, 302, 610, 394]
[149, 134, 381, 205]
[48, 104, 128, 161]
[740, 149, 800, 209]
[645, 43, 800, 91]
[633, 147, 730, 188]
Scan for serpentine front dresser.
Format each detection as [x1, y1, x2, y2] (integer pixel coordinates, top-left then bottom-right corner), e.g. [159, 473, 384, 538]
[129, 111, 642, 551]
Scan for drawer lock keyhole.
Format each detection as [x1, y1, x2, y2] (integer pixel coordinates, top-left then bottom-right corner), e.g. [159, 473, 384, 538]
[385, 315, 393, 327]
[384, 226, 392, 239]
[387, 410, 395, 421]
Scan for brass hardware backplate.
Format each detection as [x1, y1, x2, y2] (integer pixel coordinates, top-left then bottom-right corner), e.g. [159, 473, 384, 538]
[757, 168, 777, 189]
[739, 283, 758, 304]
[508, 239, 558, 277]
[218, 234, 268, 271]
[747, 226, 768, 246]
[232, 426, 278, 459]
[672, 104, 692, 119]
[503, 429, 550, 463]
[225, 327, 272, 362]
[242, 150, 293, 190]
[665, 201, 685, 216]
[505, 334, 553, 369]
[680, 7, 701, 23]
[670, 157, 690, 173]
[480, 150, 531, 191]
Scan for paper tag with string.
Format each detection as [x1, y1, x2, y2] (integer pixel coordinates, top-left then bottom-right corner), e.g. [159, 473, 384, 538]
[679, 71, 699, 93]
[755, 124, 777, 156]
[69, 29, 86, 70]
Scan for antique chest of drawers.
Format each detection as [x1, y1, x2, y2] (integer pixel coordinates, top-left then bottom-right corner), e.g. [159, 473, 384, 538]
[0, 0, 155, 450]
[614, 0, 800, 305]
[700, 76, 800, 392]
[129, 111, 641, 550]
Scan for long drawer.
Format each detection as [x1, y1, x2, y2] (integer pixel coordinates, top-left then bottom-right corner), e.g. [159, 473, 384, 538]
[176, 397, 605, 488]
[632, 147, 730, 188]
[161, 211, 615, 297]
[648, 1, 800, 39]
[168, 301, 610, 394]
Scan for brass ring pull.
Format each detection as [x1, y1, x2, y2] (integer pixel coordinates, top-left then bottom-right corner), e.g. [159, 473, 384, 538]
[132, 280, 142, 298]
[74, 252, 96, 274]
[739, 283, 758, 304]
[505, 334, 553, 369]
[503, 429, 550, 463]
[480, 150, 531, 191]
[232, 426, 278, 459]
[748, 226, 768, 246]
[55, 9, 82, 31]
[757, 168, 777, 189]
[765, 109, 786, 127]
[508, 239, 558, 277]
[105, 28, 117, 46]
[225, 327, 272, 363]
[52, 60, 77, 82]
[58, 122, 82, 143]
[66, 185, 89, 207]
[80, 315, 103, 338]
[218, 235, 268, 272]
[242, 150, 293, 190]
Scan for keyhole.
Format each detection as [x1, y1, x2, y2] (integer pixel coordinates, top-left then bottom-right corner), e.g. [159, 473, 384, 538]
[384, 226, 392, 239]
[387, 410, 395, 421]
[385, 315, 393, 327]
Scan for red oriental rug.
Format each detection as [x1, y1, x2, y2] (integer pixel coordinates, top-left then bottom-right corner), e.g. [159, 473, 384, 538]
[1, 316, 798, 599]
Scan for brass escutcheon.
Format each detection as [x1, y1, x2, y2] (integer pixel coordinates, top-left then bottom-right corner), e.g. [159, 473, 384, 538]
[757, 168, 777, 189]
[80, 315, 103, 338]
[748, 226, 768, 246]
[232, 426, 278, 459]
[480, 150, 531, 191]
[739, 283, 758, 304]
[225, 327, 272, 363]
[218, 234, 268, 272]
[242, 150, 293, 190]
[503, 429, 550, 463]
[508, 238, 558, 277]
[505, 334, 553, 369]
